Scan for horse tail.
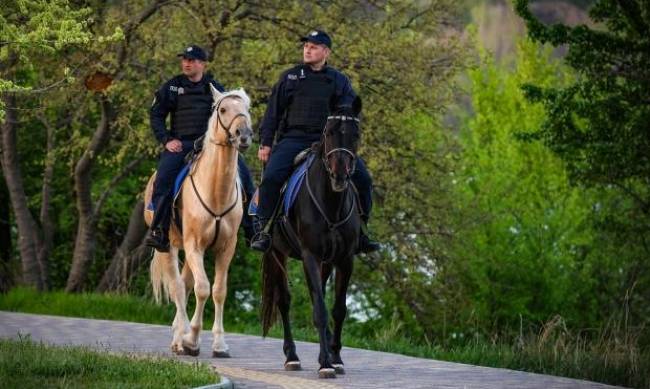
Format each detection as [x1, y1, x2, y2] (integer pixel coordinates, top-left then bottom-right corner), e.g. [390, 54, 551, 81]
[150, 251, 169, 304]
[261, 248, 285, 337]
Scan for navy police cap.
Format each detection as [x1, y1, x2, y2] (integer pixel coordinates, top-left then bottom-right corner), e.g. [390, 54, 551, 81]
[300, 30, 332, 49]
[177, 45, 208, 61]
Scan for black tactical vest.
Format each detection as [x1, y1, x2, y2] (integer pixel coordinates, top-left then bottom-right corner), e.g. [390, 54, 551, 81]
[170, 80, 213, 140]
[285, 70, 337, 134]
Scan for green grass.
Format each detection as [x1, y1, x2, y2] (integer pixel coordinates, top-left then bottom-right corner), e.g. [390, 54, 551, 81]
[2, 287, 648, 389]
[0, 336, 218, 388]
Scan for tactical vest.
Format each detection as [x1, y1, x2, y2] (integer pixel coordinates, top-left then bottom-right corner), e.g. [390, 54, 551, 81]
[284, 71, 337, 134]
[170, 80, 213, 140]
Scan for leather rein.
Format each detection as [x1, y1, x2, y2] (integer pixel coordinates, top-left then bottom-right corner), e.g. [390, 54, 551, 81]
[188, 97, 245, 248]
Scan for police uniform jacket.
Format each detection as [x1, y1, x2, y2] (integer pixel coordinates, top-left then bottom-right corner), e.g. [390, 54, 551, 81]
[150, 73, 225, 145]
[258, 64, 356, 147]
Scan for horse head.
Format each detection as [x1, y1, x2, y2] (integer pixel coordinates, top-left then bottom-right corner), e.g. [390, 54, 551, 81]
[321, 96, 362, 192]
[208, 85, 253, 152]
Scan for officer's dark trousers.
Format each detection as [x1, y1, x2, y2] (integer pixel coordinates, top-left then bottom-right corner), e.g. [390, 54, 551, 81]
[257, 136, 373, 221]
[151, 141, 254, 234]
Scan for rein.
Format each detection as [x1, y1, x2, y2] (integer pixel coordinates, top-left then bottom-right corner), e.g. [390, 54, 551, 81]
[305, 114, 359, 231]
[305, 166, 356, 231]
[188, 96, 243, 248]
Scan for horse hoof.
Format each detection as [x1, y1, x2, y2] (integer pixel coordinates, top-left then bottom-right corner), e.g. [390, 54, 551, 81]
[333, 364, 345, 374]
[183, 346, 200, 356]
[284, 361, 302, 371]
[212, 351, 231, 358]
[318, 368, 336, 379]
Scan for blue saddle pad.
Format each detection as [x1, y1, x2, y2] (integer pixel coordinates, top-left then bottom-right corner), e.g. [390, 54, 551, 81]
[283, 154, 314, 215]
[147, 162, 192, 211]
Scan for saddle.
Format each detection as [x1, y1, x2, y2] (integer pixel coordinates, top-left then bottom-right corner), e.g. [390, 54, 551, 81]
[247, 146, 315, 217]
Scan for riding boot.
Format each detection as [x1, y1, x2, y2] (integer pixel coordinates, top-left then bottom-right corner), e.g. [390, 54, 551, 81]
[358, 220, 380, 254]
[146, 196, 172, 253]
[250, 216, 272, 252]
[145, 227, 170, 253]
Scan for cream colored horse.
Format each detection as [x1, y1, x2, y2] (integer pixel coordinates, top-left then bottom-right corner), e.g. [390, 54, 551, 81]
[144, 87, 252, 356]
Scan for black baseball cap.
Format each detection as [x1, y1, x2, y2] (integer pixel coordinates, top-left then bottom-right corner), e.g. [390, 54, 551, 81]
[177, 45, 208, 61]
[300, 30, 332, 49]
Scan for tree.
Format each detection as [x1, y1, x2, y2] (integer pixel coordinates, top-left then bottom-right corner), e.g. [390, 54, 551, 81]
[514, 0, 650, 327]
[514, 0, 650, 210]
[0, 0, 94, 289]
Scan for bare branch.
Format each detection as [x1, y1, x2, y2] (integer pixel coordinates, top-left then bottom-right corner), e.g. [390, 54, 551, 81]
[93, 156, 146, 219]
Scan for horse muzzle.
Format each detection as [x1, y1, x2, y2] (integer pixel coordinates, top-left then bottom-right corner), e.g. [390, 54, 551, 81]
[238, 127, 253, 152]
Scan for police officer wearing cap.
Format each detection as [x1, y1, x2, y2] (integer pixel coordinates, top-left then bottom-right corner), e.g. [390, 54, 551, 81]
[145, 45, 255, 252]
[250, 30, 380, 253]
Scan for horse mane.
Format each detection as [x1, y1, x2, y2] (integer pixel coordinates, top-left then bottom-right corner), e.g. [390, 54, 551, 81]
[204, 88, 251, 148]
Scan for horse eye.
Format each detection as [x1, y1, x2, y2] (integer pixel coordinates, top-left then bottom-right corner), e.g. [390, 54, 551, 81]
[220, 107, 226, 114]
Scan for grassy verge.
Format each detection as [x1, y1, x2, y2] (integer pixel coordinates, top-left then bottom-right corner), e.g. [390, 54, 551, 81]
[0, 336, 218, 389]
[1, 287, 647, 388]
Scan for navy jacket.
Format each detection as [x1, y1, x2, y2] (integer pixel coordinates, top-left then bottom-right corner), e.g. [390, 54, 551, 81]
[258, 64, 356, 147]
[150, 73, 225, 145]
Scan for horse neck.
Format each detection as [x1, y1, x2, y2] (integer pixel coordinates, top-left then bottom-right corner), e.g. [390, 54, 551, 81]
[309, 150, 349, 221]
[194, 141, 238, 208]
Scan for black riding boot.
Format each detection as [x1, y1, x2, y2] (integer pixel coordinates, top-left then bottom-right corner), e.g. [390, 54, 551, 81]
[250, 216, 271, 252]
[358, 218, 380, 254]
[145, 227, 170, 253]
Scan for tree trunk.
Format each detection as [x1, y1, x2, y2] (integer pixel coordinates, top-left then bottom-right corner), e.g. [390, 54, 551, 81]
[96, 199, 148, 292]
[0, 174, 13, 292]
[0, 93, 44, 290]
[65, 95, 113, 292]
[35, 114, 57, 290]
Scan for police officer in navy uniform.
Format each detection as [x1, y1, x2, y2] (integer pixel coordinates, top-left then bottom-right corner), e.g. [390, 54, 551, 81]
[145, 45, 255, 252]
[250, 30, 380, 253]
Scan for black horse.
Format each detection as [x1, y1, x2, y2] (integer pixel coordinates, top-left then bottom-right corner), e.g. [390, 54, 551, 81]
[261, 97, 363, 379]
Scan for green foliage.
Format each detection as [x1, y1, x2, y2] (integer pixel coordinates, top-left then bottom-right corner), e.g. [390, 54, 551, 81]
[514, 0, 650, 195]
[451, 38, 599, 330]
[513, 0, 650, 335]
[0, 337, 218, 388]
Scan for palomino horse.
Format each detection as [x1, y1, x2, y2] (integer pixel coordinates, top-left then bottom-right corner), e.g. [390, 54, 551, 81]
[144, 87, 252, 356]
[261, 98, 363, 378]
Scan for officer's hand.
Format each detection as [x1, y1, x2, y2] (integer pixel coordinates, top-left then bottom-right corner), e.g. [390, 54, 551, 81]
[165, 139, 182, 153]
[258, 146, 271, 163]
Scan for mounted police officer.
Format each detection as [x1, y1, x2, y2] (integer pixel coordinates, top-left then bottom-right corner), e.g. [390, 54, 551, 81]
[250, 30, 380, 253]
[145, 45, 255, 252]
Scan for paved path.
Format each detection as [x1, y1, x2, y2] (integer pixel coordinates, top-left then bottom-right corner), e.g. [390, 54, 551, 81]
[0, 311, 622, 389]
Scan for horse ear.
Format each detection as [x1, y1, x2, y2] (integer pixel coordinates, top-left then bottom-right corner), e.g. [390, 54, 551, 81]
[209, 83, 223, 102]
[352, 96, 362, 116]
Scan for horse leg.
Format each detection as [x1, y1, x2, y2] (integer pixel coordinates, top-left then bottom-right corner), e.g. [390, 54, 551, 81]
[331, 259, 353, 374]
[273, 249, 300, 370]
[210, 239, 236, 358]
[320, 262, 334, 356]
[156, 248, 190, 355]
[181, 259, 194, 305]
[182, 244, 210, 355]
[302, 252, 335, 378]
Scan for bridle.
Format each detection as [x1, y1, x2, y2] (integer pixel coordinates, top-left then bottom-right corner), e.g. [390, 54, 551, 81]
[322, 115, 359, 178]
[186, 94, 248, 247]
[302, 114, 360, 232]
[210, 96, 249, 147]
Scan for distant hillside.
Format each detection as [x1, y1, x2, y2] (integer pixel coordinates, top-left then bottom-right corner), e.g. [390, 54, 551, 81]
[472, 0, 592, 59]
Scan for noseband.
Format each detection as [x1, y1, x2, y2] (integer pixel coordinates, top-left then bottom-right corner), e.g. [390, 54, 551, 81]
[211, 97, 248, 147]
[322, 115, 359, 178]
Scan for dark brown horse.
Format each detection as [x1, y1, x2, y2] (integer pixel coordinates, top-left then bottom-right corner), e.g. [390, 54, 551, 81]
[261, 97, 363, 379]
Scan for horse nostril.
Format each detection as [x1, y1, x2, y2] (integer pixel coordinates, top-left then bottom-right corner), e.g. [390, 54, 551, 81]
[236, 129, 241, 136]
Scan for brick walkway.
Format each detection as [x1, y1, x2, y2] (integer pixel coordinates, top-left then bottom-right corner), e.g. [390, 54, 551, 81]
[0, 311, 623, 389]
